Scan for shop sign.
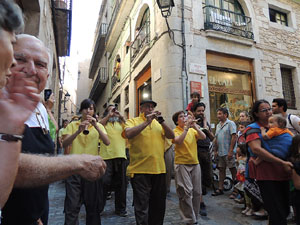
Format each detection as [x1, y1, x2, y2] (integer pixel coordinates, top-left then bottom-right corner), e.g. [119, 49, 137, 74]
[209, 76, 233, 86]
[189, 63, 206, 75]
[208, 86, 251, 96]
[190, 81, 203, 97]
[154, 68, 162, 82]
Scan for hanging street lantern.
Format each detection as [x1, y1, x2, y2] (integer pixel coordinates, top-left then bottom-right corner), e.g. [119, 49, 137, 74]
[156, 0, 175, 18]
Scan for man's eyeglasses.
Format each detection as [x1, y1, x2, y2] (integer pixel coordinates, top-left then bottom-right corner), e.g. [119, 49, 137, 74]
[259, 108, 272, 113]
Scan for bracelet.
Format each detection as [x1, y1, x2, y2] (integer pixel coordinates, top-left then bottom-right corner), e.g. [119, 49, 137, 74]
[156, 116, 165, 124]
[0, 133, 23, 142]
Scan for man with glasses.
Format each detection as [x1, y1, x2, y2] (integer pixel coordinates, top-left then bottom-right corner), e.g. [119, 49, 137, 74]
[272, 98, 300, 135]
[123, 100, 174, 225]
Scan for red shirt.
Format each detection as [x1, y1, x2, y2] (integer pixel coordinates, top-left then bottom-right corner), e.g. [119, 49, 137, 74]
[245, 125, 290, 181]
[186, 102, 194, 111]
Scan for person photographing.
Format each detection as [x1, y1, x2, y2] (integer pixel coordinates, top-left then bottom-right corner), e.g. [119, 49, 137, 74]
[99, 104, 128, 217]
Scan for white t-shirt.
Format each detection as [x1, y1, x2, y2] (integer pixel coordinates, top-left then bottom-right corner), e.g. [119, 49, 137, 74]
[25, 102, 49, 130]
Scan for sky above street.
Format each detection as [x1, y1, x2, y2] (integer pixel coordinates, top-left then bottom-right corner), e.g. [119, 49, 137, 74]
[70, 0, 102, 60]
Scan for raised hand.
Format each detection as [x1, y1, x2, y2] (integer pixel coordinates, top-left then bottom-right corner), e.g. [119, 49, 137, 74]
[108, 107, 115, 117]
[0, 72, 40, 135]
[44, 93, 55, 111]
[146, 112, 157, 124]
[78, 120, 90, 133]
[86, 115, 97, 127]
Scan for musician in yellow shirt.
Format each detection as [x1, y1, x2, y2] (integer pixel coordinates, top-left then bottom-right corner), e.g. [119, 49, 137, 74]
[123, 100, 174, 225]
[99, 104, 127, 217]
[62, 99, 109, 225]
[172, 111, 206, 225]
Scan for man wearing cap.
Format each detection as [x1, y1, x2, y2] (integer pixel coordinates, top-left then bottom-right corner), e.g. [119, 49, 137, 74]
[123, 100, 175, 225]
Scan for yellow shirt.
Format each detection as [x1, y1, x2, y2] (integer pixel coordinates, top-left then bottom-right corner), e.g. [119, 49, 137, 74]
[124, 113, 166, 175]
[173, 126, 199, 165]
[165, 138, 173, 151]
[63, 120, 107, 155]
[100, 122, 126, 160]
[58, 127, 65, 138]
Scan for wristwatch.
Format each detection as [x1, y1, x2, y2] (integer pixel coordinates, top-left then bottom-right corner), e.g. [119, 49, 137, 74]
[0, 133, 23, 142]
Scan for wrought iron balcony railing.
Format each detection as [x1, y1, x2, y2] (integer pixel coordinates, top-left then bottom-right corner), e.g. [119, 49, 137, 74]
[131, 20, 150, 62]
[89, 67, 108, 101]
[111, 74, 120, 90]
[203, 5, 254, 40]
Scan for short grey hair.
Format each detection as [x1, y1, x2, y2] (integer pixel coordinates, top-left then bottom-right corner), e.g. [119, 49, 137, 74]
[0, 0, 24, 33]
[15, 34, 51, 71]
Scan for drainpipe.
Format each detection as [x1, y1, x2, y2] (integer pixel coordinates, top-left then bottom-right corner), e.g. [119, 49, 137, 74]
[181, 0, 188, 109]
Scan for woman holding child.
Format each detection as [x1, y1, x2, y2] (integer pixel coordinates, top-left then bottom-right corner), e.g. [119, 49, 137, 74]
[245, 99, 293, 225]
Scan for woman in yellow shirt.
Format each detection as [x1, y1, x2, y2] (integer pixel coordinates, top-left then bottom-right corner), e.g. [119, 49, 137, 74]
[63, 99, 109, 225]
[172, 111, 206, 225]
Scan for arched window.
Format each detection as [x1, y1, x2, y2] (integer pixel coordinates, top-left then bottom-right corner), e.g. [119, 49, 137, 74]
[132, 7, 151, 60]
[140, 7, 150, 28]
[136, 7, 150, 45]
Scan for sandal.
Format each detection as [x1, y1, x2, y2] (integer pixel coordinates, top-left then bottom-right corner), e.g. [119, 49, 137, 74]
[211, 189, 224, 196]
[229, 189, 238, 199]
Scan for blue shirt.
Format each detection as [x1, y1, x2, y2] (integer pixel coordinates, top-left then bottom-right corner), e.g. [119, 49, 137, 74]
[215, 119, 236, 156]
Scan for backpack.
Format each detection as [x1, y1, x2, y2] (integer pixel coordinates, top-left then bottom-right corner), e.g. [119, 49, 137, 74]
[288, 114, 300, 134]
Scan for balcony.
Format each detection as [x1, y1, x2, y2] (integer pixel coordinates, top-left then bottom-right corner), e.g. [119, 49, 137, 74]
[203, 5, 254, 40]
[131, 21, 151, 63]
[89, 23, 108, 79]
[52, 0, 72, 56]
[105, 0, 134, 52]
[111, 74, 120, 91]
[89, 67, 108, 102]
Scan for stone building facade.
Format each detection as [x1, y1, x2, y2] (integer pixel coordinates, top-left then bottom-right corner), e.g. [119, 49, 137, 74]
[89, 0, 300, 127]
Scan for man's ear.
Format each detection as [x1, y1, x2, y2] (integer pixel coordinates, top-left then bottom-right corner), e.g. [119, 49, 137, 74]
[47, 74, 50, 79]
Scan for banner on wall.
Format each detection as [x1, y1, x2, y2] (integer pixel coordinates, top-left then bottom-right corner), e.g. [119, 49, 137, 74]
[190, 81, 203, 97]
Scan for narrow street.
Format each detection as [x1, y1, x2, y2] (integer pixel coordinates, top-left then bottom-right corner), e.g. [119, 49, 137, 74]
[49, 180, 269, 225]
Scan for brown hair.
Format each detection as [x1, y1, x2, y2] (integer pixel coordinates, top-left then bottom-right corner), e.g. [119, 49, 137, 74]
[190, 92, 200, 101]
[172, 111, 185, 126]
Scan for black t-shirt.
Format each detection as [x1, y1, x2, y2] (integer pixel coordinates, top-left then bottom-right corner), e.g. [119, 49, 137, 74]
[2, 126, 54, 225]
[196, 120, 212, 152]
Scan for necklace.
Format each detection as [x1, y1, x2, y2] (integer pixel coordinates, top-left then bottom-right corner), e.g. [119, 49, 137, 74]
[35, 107, 49, 135]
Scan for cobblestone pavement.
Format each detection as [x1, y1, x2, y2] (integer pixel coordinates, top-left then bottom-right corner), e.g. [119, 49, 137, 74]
[48, 179, 274, 225]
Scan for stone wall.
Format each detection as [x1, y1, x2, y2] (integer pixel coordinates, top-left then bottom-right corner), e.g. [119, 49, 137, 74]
[253, 0, 300, 109]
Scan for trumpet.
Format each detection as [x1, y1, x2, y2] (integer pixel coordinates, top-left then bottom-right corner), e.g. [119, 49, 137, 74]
[83, 125, 89, 135]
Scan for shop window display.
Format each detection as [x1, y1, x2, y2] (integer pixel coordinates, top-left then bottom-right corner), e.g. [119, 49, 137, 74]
[208, 69, 253, 128]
